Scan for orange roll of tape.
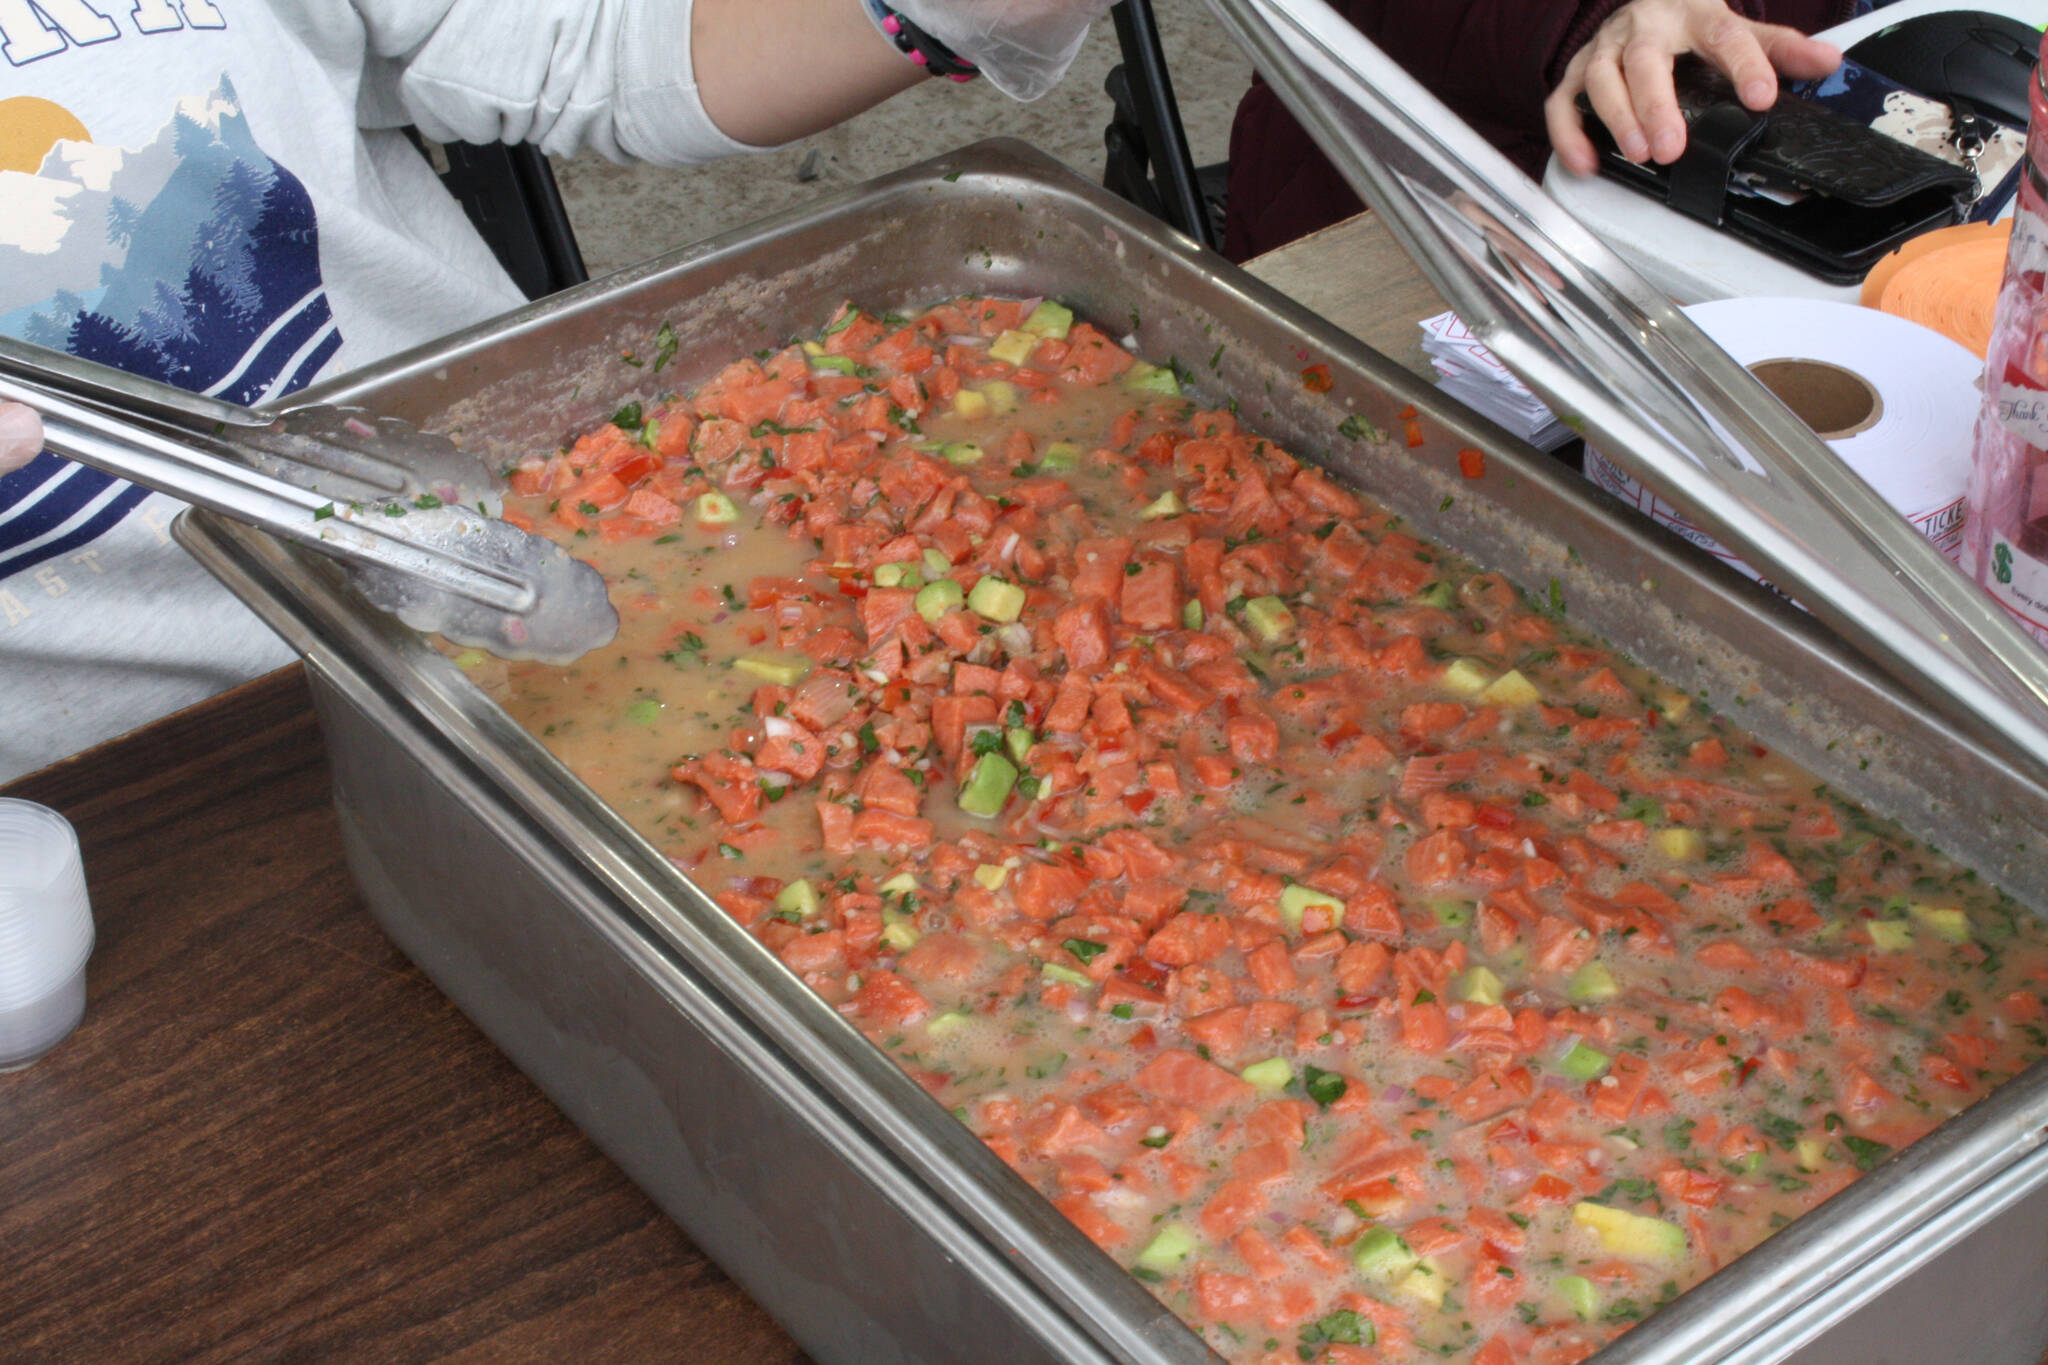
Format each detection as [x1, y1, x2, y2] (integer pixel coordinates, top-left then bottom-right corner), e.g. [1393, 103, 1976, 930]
[1861, 220, 2012, 358]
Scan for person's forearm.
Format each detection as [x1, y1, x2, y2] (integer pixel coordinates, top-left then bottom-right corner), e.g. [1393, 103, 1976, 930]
[692, 0, 926, 146]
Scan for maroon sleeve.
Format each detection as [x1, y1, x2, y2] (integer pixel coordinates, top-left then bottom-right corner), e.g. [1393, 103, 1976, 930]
[1224, 0, 1609, 260]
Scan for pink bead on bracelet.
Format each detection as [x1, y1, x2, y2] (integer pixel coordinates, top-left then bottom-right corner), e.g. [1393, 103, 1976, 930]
[863, 0, 979, 82]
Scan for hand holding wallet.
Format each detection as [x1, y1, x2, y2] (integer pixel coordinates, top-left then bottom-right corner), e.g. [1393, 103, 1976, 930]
[1578, 56, 1978, 284]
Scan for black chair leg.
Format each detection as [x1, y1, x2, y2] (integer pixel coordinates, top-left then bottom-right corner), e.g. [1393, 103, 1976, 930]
[1103, 0, 1224, 250]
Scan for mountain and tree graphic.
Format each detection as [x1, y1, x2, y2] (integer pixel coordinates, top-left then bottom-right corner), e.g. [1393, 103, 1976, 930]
[2, 75, 340, 403]
[0, 76, 340, 577]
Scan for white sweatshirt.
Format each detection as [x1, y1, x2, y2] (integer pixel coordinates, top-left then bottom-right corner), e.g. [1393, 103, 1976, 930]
[0, 0, 751, 780]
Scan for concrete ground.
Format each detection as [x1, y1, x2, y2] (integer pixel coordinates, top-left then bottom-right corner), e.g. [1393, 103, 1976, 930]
[551, 0, 1253, 275]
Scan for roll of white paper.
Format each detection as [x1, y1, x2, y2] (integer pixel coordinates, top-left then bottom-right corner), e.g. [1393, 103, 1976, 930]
[1585, 298, 1980, 585]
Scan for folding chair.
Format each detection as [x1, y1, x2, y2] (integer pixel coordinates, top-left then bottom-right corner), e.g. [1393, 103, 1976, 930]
[410, 133, 590, 301]
[1102, 0, 1228, 250]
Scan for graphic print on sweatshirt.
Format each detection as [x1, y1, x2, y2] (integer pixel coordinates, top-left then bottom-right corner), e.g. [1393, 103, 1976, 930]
[0, 77, 340, 583]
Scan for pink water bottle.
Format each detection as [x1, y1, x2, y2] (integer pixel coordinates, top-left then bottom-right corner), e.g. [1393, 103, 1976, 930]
[1965, 33, 2048, 643]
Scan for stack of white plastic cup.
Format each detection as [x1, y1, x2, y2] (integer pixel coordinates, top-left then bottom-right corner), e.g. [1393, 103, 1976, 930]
[0, 799, 95, 1070]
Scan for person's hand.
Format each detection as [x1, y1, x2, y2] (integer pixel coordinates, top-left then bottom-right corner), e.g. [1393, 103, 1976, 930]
[1545, 0, 1841, 176]
[0, 402, 42, 475]
[889, 0, 1117, 101]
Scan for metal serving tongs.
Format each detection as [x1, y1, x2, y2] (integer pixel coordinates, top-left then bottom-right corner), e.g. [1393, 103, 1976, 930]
[1205, 0, 2048, 781]
[0, 336, 616, 663]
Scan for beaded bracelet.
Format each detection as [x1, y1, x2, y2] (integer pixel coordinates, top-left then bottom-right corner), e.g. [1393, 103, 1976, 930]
[862, 0, 979, 82]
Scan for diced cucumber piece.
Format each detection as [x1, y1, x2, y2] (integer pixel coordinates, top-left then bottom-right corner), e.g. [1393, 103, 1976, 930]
[1350, 1226, 1418, 1283]
[1568, 961, 1620, 1002]
[881, 917, 921, 952]
[1441, 658, 1492, 696]
[968, 576, 1027, 623]
[1243, 595, 1295, 643]
[1430, 898, 1473, 928]
[878, 872, 919, 895]
[808, 353, 860, 375]
[927, 1008, 972, 1037]
[973, 862, 1010, 890]
[915, 579, 965, 623]
[1240, 1057, 1292, 1092]
[953, 388, 990, 419]
[1455, 965, 1504, 1006]
[1654, 827, 1705, 860]
[775, 879, 820, 918]
[1481, 668, 1541, 707]
[1136, 1223, 1198, 1273]
[1138, 490, 1184, 520]
[625, 698, 662, 725]
[942, 441, 986, 466]
[1558, 1041, 1611, 1080]
[1182, 599, 1204, 630]
[1417, 580, 1458, 608]
[1040, 441, 1081, 471]
[451, 649, 489, 670]
[958, 752, 1019, 818]
[1042, 961, 1093, 989]
[1909, 903, 1971, 943]
[1866, 919, 1913, 952]
[873, 561, 921, 589]
[1279, 883, 1346, 933]
[988, 329, 1038, 366]
[695, 491, 740, 525]
[1573, 1201, 1686, 1263]
[1123, 361, 1181, 397]
[1005, 727, 1036, 764]
[1397, 1258, 1447, 1308]
[980, 380, 1021, 415]
[1022, 300, 1074, 339]
[1558, 1274, 1598, 1322]
[922, 548, 953, 577]
[734, 655, 809, 686]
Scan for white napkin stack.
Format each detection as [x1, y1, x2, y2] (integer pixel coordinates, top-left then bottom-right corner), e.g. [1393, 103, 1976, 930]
[1417, 311, 1573, 450]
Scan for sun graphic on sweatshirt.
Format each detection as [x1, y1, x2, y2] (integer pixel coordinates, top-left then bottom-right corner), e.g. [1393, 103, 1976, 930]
[0, 97, 89, 176]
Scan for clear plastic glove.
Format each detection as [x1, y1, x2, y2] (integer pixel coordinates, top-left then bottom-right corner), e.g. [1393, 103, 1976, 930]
[0, 402, 42, 475]
[888, 0, 1117, 101]
[1545, 0, 1841, 175]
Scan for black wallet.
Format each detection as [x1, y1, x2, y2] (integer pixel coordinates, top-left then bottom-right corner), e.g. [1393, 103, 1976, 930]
[1579, 56, 1978, 284]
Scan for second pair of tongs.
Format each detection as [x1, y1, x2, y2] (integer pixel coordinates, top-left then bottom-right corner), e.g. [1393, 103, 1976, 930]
[0, 336, 616, 663]
[1205, 0, 2048, 780]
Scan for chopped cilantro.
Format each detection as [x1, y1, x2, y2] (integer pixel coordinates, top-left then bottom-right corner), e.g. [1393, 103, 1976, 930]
[1064, 938, 1108, 965]
[1302, 1064, 1347, 1109]
[651, 320, 679, 372]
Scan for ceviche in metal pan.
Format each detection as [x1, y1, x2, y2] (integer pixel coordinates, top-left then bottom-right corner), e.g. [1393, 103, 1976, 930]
[466, 296, 2048, 1365]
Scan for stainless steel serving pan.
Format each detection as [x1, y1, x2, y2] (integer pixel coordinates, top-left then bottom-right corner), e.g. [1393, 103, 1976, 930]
[176, 142, 2048, 1365]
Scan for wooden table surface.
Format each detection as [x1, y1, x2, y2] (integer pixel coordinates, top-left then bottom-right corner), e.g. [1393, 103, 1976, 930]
[0, 214, 1438, 1364]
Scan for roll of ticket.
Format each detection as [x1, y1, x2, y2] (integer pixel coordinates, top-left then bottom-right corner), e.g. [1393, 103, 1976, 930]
[1585, 297, 1981, 586]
